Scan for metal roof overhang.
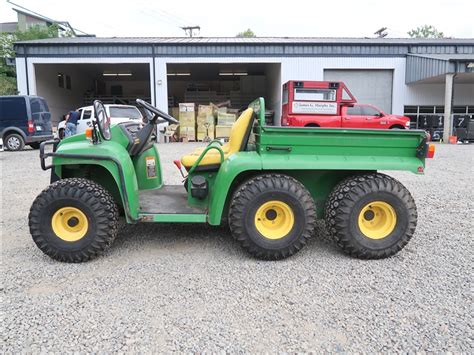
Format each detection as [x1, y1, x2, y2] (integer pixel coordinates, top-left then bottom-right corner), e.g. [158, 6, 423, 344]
[406, 54, 474, 84]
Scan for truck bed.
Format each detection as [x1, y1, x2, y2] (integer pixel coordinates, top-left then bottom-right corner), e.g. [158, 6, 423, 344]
[256, 127, 428, 174]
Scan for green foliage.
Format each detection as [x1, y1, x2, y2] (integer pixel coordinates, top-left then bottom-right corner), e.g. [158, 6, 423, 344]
[408, 25, 445, 38]
[236, 29, 256, 38]
[0, 24, 63, 95]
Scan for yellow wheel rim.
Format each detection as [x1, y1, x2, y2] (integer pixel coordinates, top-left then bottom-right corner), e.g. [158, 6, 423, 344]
[254, 200, 295, 240]
[358, 201, 397, 239]
[51, 207, 89, 242]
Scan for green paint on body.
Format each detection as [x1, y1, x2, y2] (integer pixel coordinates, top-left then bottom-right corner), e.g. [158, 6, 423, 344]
[48, 98, 428, 226]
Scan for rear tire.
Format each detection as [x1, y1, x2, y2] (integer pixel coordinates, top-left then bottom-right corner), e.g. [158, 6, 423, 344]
[5, 133, 25, 151]
[29, 178, 119, 262]
[325, 173, 417, 259]
[229, 174, 317, 260]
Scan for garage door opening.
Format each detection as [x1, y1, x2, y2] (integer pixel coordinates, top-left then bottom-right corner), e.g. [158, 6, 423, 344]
[166, 63, 281, 140]
[34, 63, 151, 125]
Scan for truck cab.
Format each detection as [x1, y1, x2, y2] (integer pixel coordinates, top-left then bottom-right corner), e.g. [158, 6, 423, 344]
[281, 81, 409, 129]
[342, 104, 410, 129]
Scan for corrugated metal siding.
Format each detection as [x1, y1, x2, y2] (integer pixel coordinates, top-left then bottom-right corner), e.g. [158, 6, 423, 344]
[405, 55, 452, 83]
[15, 42, 474, 58]
[15, 43, 410, 57]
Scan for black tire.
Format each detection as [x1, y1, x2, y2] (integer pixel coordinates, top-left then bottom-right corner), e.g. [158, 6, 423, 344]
[58, 128, 65, 140]
[5, 133, 25, 151]
[29, 178, 119, 262]
[325, 173, 417, 259]
[229, 174, 317, 260]
[29, 142, 40, 149]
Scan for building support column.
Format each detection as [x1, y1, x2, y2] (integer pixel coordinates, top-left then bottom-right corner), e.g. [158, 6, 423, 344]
[443, 73, 455, 142]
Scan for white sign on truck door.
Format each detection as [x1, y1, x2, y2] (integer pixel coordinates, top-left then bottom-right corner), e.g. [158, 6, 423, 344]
[292, 101, 338, 115]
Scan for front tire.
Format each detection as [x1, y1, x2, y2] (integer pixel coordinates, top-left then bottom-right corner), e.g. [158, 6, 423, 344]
[229, 174, 317, 260]
[29, 178, 119, 262]
[5, 133, 25, 151]
[325, 173, 417, 259]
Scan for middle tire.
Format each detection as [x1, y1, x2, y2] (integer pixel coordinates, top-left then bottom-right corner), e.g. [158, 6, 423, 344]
[229, 174, 317, 260]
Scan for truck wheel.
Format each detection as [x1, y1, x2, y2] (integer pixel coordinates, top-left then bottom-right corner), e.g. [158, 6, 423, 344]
[325, 173, 417, 259]
[229, 174, 317, 260]
[5, 133, 25, 151]
[29, 178, 119, 262]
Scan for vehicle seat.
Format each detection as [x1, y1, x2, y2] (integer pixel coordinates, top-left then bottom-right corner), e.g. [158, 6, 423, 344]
[181, 108, 254, 169]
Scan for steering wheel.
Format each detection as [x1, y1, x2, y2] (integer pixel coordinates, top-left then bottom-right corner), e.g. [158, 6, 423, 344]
[136, 99, 179, 125]
[93, 100, 111, 140]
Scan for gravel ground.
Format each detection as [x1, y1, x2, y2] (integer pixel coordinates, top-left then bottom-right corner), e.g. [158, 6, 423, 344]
[1, 142, 473, 352]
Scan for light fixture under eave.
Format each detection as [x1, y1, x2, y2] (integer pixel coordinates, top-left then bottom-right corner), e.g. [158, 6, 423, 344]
[176, 73, 191, 76]
[219, 72, 248, 76]
[103, 71, 132, 77]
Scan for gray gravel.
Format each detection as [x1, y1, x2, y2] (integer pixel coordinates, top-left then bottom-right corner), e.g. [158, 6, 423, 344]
[1, 142, 473, 352]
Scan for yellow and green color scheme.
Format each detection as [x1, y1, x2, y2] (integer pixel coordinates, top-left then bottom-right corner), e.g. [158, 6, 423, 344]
[358, 201, 397, 239]
[254, 200, 295, 240]
[31, 96, 430, 262]
[51, 207, 89, 242]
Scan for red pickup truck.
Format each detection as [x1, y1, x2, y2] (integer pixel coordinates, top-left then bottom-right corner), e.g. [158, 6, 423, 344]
[281, 80, 410, 129]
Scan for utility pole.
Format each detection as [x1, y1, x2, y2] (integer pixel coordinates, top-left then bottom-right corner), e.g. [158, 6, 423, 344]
[181, 26, 200, 37]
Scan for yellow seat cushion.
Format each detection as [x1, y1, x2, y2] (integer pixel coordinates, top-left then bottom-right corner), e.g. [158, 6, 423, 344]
[181, 108, 254, 168]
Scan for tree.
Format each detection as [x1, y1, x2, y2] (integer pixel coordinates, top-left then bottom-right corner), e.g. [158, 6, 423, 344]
[0, 24, 62, 95]
[408, 25, 445, 39]
[236, 29, 256, 38]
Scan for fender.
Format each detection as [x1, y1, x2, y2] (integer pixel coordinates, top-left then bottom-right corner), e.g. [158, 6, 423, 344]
[207, 151, 262, 225]
[44, 139, 140, 222]
[1, 126, 27, 139]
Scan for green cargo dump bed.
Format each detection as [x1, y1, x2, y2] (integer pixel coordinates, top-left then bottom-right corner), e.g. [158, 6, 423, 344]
[249, 98, 430, 175]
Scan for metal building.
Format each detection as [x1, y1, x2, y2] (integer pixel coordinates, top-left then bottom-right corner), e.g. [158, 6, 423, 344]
[14, 37, 474, 139]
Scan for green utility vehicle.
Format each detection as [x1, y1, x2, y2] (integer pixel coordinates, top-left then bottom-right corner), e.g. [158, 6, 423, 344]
[29, 98, 435, 262]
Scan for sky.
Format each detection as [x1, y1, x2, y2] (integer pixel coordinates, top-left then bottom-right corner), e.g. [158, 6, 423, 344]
[1, 0, 473, 38]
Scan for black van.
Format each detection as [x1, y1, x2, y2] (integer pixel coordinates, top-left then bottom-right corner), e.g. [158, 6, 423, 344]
[0, 95, 54, 151]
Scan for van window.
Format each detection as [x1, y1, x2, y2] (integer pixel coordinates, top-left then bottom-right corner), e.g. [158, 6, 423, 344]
[294, 88, 336, 102]
[30, 97, 49, 113]
[0, 97, 27, 120]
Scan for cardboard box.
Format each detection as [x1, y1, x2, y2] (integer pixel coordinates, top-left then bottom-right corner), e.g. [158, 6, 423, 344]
[171, 107, 180, 122]
[215, 125, 232, 139]
[197, 105, 214, 124]
[179, 126, 195, 141]
[197, 124, 215, 141]
[179, 103, 195, 123]
[179, 103, 196, 141]
[217, 111, 236, 126]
